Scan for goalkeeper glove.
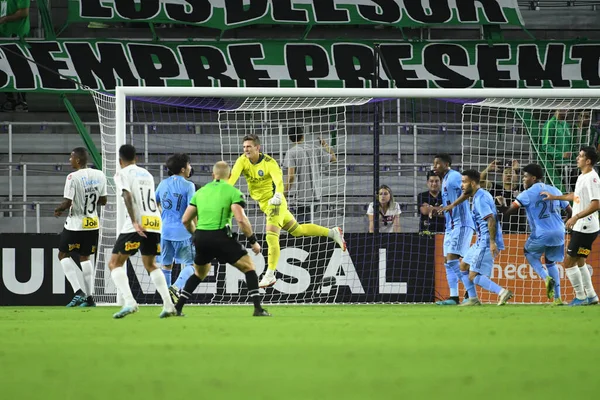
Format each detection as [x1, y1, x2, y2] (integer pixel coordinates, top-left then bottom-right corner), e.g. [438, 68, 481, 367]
[268, 192, 283, 206]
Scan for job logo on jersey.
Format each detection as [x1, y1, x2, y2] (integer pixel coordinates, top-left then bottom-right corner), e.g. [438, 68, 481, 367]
[141, 216, 161, 230]
[82, 217, 99, 229]
[125, 241, 141, 252]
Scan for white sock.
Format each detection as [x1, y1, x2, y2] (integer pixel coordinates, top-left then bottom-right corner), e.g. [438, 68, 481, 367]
[60, 258, 84, 295]
[264, 269, 275, 278]
[566, 266, 586, 300]
[579, 265, 597, 299]
[150, 268, 175, 310]
[110, 267, 136, 307]
[80, 260, 94, 296]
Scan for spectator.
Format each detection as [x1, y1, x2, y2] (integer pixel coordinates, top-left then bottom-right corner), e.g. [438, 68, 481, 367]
[283, 126, 336, 223]
[367, 185, 401, 233]
[541, 110, 574, 192]
[0, 0, 30, 112]
[481, 159, 526, 233]
[417, 171, 445, 234]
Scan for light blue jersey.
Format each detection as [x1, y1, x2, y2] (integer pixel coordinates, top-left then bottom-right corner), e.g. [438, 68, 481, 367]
[515, 183, 568, 246]
[472, 189, 505, 250]
[442, 169, 475, 231]
[155, 175, 196, 241]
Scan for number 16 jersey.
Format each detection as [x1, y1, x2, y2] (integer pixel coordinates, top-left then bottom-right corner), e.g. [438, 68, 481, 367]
[114, 164, 162, 234]
[63, 168, 107, 231]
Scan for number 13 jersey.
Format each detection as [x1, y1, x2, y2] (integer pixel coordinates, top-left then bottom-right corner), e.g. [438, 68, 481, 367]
[63, 168, 107, 231]
[114, 164, 162, 234]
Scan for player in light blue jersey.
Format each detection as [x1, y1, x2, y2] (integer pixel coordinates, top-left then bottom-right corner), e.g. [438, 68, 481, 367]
[504, 164, 572, 305]
[432, 154, 475, 305]
[457, 170, 513, 306]
[155, 153, 197, 303]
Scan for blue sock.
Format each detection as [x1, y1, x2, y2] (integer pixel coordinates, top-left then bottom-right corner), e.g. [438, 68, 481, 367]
[546, 263, 561, 299]
[161, 268, 172, 286]
[525, 253, 548, 280]
[445, 261, 459, 297]
[473, 274, 503, 295]
[460, 270, 477, 299]
[174, 265, 196, 290]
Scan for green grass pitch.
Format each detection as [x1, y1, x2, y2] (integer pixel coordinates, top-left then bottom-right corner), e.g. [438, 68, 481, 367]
[1, 305, 599, 400]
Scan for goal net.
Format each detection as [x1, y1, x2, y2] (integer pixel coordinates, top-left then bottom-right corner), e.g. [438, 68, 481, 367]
[90, 88, 600, 305]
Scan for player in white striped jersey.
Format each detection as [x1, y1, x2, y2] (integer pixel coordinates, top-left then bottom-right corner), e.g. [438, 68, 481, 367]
[108, 144, 176, 319]
[55, 148, 107, 308]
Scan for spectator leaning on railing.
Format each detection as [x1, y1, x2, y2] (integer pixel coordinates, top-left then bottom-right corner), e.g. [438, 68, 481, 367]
[0, 0, 30, 112]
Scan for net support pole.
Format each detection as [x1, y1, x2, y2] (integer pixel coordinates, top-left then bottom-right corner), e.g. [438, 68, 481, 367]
[115, 88, 127, 306]
[372, 45, 382, 233]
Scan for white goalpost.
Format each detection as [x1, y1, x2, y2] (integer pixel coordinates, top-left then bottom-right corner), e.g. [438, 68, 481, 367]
[91, 87, 600, 305]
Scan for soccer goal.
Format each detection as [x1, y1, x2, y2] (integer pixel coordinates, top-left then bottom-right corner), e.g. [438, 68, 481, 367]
[91, 87, 600, 305]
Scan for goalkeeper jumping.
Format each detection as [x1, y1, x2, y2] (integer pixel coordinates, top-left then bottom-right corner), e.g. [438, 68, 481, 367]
[229, 134, 346, 288]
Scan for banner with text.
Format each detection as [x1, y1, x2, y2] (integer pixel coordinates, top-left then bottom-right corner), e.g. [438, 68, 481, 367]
[434, 234, 600, 303]
[0, 233, 435, 306]
[68, 0, 524, 28]
[2, 39, 600, 93]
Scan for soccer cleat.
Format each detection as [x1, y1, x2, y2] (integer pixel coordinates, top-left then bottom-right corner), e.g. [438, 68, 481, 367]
[79, 296, 96, 307]
[435, 298, 459, 305]
[168, 285, 180, 304]
[253, 308, 272, 317]
[545, 276, 555, 300]
[498, 289, 514, 306]
[66, 295, 86, 308]
[587, 295, 599, 305]
[259, 273, 277, 288]
[568, 298, 587, 307]
[553, 298, 564, 306]
[331, 227, 347, 252]
[458, 298, 481, 306]
[159, 308, 177, 319]
[113, 305, 139, 319]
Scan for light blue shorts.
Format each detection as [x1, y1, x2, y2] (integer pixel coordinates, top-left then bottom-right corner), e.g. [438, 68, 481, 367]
[443, 226, 474, 258]
[159, 238, 194, 266]
[463, 243, 494, 277]
[524, 237, 565, 263]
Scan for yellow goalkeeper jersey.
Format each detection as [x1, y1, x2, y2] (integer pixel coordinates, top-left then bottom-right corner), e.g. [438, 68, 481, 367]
[228, 153, 284, 204]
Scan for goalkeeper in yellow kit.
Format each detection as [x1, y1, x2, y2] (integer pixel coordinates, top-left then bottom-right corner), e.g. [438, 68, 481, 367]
[229, 134, 346, 288]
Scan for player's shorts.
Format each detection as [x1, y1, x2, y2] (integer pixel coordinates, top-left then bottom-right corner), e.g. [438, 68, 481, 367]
[193, 229, 248, 266]
[524, 237, 565, 263]
[259, 200, 295, 229]
[159, 237, 194, 266]
[443, 226, 474, 257]
[112, 232, 161, 256]
[463, 243, 494, 277]
[567, 230, 599, 259]
[58, 228, 99, 256]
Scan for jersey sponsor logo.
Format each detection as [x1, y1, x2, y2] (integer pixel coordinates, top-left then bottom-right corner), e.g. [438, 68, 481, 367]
[156, 244, 161, 254]
[68, 243, 81, 251]
[141, 216, 161, 230]
[577, 247, 591, 256]
[91, 245, 97, 254]
[82, 217, 99, 229]
[125, 241, 141, 251]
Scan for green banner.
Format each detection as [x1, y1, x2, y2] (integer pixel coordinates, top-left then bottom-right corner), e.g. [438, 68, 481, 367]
[1, 39, 599, 93]
[68, 0, 524, 28]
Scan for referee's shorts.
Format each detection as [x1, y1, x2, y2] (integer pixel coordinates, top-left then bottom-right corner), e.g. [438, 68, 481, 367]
[193, 229, 248, 266]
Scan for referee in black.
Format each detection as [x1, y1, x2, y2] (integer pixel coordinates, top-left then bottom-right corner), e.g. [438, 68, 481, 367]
[176, 161, 271, 316]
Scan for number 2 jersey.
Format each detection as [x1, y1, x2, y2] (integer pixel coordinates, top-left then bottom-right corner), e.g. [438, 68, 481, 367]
[114, 164, 161, 234]
[63, 168, 107, 231]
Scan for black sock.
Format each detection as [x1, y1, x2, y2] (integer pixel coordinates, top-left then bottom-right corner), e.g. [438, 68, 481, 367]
[75, 289, 86, 297]
[176, 274, 203, 311]
[245, 270, 262, 310]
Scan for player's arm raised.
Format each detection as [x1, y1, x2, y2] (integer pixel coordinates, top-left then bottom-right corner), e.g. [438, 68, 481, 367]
[228, 157, 244, 186]
[439, 193, 469, 214]
[232, 203, 261, 255]
[541, 191, 574, 202]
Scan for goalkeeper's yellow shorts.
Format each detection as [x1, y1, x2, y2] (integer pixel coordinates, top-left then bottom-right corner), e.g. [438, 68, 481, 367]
[259, 199, 295, 228]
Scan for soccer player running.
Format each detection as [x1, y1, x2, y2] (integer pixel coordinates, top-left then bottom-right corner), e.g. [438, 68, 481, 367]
[431, 154, 475, 305]
[55, 147, 107, 307]
[176, 161, 270, 317]
[228, 134, 346, 288]
[541, 146, 600, 306]
[503, 164, 572, 305]
[155, 153, 197, 303]
[109, 144, 177, 319]
[457, 170, 513, 306]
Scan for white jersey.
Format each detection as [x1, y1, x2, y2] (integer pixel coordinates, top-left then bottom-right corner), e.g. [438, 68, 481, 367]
[114, 164, 161, 234]
[63, 168, 107, 231]
[573, 169, 600, 233]
[367, 202, 402, 233]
